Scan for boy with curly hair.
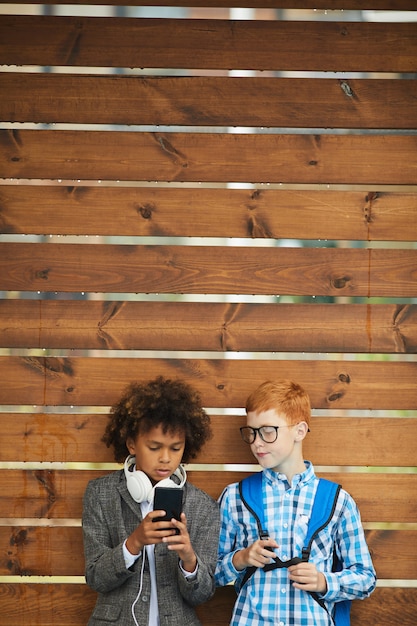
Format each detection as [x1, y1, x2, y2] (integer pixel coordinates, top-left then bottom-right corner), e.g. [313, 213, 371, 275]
[83, 376, 219, 626]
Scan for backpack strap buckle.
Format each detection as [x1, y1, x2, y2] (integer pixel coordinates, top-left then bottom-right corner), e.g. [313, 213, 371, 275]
[301, 547, 310, 562]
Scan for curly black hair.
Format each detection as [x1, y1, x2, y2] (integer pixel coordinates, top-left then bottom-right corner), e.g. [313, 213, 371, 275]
[102, 376, 212, 463]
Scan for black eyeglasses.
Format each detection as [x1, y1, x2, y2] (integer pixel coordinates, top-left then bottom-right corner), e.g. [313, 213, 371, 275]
[240, 425, 290, 444]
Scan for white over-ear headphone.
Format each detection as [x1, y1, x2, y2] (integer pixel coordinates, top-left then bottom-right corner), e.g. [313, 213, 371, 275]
[124, 455, 187, 503]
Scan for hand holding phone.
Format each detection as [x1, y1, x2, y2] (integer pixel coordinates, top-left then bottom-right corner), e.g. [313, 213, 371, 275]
[152, 486, 195, 567]
[153, 487, 183, 526]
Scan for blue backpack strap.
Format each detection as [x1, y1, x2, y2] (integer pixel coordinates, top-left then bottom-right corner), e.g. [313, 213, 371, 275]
[302, 478, 341, 559]
[333, 598, 351, 626]
[307, 479, 351, 626]
[238, 471, 269, 539]
[238, 472, 269, 588]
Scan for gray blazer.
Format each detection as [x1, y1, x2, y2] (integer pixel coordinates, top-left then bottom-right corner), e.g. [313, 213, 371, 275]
[82, 470, 220, 626]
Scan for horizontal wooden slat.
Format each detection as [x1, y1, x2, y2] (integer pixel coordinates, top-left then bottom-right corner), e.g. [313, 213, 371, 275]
[0, 584, 413, 626]
[1, 301, 416, 354]
[2, 526, 83, 576]
[0, 583, 96, 626]
[2, 243, 417, 297]
[0, 357, 416, 409]
[1, 526, 414, 579]
[3, 74, 417, 129]
[1, 414, 415, 467]
[1, 17, 416, 72]
[2, 130, 417, 184]
[0, 469, 105, 520]
[365, 529, 417, 579]
[0, 470, 414, 521]
[1, 186, 416, 241]
[209, 417, 417, 467]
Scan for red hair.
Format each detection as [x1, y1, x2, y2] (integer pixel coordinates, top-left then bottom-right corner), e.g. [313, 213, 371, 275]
[246, 380, 311, 428]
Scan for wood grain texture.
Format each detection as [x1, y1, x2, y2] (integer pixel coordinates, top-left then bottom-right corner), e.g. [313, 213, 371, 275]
[1, 414, 416, 466]
[2, 243, 417, 297]
[2, 130, 417, 184]
[3, 74, 417, 129]
[0, 3, 415, 624]
[0, 583, 96, 626]
[1, 17, 416, 72]
[0, 470, 415, 522]
[0, 584, 413, 626]
[1, 301, 416, 353]
[1, 526, 414, 578]
[1, 187, 416, 241]
[0, 356, 416, 409]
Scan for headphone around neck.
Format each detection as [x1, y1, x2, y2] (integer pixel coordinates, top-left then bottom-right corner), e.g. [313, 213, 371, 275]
[124, 455, 187, 503]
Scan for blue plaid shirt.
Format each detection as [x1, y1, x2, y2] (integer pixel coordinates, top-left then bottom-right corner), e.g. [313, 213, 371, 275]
[215, 462, 376, 626]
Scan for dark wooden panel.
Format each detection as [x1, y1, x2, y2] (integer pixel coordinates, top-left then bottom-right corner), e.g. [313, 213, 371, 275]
[0, 584, 413, 626]
[1, 526, 84, 576]
[0, 470, 415, 522]
[1, 526, 414, 579]
[1, 414, 416, 467]
[1, 301, 416, 354]
[2, 130, 417, 184]
[1, 17, 416, 72]
[0, 469, 107, 520]
[308, 472, 416, 525]
[0, 356, 416, 409]
[3, 74, 417, 129]
[0, 413, 115, 464]
[0, 583, 96, 626]
[365, 529, 417, 580]
[2, 243, 417, 297]
[1, 186, 417, 241]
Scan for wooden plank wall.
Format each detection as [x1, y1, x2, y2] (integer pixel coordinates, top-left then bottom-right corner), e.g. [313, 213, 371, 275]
[0, 1, 416, 624]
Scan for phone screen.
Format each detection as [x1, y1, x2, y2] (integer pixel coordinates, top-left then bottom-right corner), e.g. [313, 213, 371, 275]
[153, 487, 183, 523]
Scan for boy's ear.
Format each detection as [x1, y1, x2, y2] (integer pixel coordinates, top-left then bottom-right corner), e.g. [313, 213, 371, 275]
[126, 437, 136, 454]
[294, 421, 309, 441]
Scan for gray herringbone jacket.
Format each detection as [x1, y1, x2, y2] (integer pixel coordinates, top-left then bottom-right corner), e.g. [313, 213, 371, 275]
[83, 470, 219, 626]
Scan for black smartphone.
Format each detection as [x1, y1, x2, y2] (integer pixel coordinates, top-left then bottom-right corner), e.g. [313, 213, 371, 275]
[153, 487, 183, 524]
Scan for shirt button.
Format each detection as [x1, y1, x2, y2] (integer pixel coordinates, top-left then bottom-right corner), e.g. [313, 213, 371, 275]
[283, 554, 288, 560]
[141, 595, 149, 602]
[283, 523, 288, 529]
[281, 587, 286, 594]
[279, 622, 285, 626]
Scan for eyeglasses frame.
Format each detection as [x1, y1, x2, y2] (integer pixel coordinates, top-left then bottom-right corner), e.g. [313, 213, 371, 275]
[239, 424, 291, 444]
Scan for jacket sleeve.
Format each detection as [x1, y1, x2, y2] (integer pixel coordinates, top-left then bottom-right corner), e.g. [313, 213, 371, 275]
[82, 478, 137, 594]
